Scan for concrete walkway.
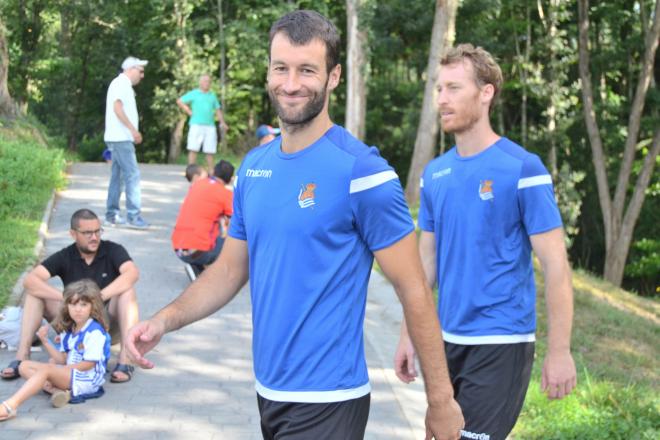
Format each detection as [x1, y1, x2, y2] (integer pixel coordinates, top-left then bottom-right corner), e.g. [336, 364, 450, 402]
[0, 163, 428, 439]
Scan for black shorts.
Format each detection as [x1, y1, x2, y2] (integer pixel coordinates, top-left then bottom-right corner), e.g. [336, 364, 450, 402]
[445, 341, 535, 440]
[257, 393, 370, 440]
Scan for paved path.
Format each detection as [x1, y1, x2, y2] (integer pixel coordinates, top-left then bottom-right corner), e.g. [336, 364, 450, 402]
[0, 163, 427, 439]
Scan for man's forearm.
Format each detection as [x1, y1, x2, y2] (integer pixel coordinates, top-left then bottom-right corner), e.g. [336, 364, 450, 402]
[100, 270, 138, 301]
[544, 260, 573, 353]
[401, 285, 454, 405]
[177, 99, 192, 116]
[217, 109, 226, 125]
[23, 276, 62, 301]
[113, 101, 137, 133]
[153, 253, 248, 334]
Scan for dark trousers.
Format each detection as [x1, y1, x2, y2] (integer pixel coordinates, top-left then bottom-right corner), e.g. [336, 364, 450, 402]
[257, 393, 370, 440]
[445, 341, 535, 440]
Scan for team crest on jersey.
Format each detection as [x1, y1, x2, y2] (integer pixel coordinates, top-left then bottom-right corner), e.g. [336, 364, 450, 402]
[479, 180, 494, 201]
[298, 183, 316, 208]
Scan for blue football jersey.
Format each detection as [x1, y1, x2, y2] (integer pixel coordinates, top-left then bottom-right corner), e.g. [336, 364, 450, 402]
[418, 137, 562, 344]
[229, 125, 414, 402]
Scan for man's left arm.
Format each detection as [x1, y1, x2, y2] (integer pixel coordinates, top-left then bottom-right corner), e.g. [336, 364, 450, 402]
[100, 260, 139, 302]
[530, 227, 577, 400]
[375, 232, 463, 440]
[216, 108, 228, 132]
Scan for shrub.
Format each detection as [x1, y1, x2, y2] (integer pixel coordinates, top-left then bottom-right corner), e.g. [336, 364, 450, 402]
[0, 131, 65, 307]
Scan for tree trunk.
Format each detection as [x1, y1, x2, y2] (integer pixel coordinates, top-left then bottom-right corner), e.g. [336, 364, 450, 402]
[14, 0, 44, 108]
[513, 2, 531, 146]
[168, 117, 186, 163]
[0, 17, 16, 118]
[405, 0, 458, 204]
[577, 0, 660, 286]
[577, 0, 613, 248]
[543, 0, 559, 180]
[68, 47, 90, 152]
[345, 0, 369, 140]
[604, 127, 660, 284]
[611, 0, 660, 223]
[217, 0, 227, 153]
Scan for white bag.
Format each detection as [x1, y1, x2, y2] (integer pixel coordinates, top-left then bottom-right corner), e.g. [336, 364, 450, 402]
[0, 306, 23, 349]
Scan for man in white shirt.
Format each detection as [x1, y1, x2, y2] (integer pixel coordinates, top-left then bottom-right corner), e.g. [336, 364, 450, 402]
[104, 56, 149, 229]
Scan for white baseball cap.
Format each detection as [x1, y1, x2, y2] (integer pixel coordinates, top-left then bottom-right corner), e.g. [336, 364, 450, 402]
[121, 56, 148, 70]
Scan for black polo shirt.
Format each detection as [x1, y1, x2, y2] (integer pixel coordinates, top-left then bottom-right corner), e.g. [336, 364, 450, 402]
[40, 240, 132, 290]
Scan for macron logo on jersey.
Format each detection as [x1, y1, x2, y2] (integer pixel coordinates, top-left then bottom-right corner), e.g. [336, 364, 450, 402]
[432, 167, 452, 179]
[461, 430, 490, 440]
[246, 168, 272, 178]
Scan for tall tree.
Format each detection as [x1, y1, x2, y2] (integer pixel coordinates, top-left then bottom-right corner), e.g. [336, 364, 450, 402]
[345, 0, 369, 139]
[59, 2, 95, 151]
[512, 1, 532, 146]
[404, 0, 457, 203]
[167, 0, 194, 163]
[577, 0, 660, 285]
[216, 0, 227, 153]
[14, 0, 44, 109]
[0, 17, 16, 118]
[539, 0, 560, 180]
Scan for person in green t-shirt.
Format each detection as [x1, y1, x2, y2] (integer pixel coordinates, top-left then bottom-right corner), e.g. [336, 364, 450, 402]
[176, 74, 229, 171]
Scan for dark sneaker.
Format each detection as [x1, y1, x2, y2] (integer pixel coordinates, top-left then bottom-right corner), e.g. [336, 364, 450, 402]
[104, 215, 126, 226]
[127, 216, 150, 230]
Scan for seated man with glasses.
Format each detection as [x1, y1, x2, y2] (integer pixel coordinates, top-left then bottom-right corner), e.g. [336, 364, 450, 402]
[1, 209, 140, 384]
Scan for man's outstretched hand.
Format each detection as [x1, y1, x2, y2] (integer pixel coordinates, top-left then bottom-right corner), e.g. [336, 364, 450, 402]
[125, 319, 166, 369]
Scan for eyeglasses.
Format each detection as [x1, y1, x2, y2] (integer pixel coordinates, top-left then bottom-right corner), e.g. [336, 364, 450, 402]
[76, 228, 104, 238]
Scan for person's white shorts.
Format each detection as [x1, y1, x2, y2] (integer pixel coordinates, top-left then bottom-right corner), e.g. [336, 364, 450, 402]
[71, 367, 105, 397]
[187, 124, 217, 154]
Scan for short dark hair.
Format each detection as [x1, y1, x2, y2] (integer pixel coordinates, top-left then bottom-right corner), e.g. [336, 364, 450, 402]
[269, 10, 340, 73]
[214, 160, 235, 184]
[185, 164, 205, 183]
[70, 209, 98, 229]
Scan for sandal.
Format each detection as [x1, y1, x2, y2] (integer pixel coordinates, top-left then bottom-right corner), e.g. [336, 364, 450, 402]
[0, 360, 22, 381]
[51, 390, 71, 408]
[0, 401, 16, 421]
[110, 363, 134, 383]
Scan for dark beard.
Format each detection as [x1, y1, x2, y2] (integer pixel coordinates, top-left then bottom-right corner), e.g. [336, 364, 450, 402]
[268, 79, 328, 133]
[76, 242, 98, 256]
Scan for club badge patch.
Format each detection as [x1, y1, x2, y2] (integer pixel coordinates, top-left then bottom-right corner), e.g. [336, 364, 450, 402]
[298, 183, 316, 208]
[479, 180, 494, 201]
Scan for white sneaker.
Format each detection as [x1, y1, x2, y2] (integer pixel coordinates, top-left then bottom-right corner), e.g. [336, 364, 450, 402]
[104, 215, 126, 226]
[184, 264, 197, 282]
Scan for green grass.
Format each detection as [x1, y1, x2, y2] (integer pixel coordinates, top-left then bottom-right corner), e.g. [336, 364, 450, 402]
[382, 201, 659, 438]
[511, 267, 659, 439]
[0, 118, 66, 308]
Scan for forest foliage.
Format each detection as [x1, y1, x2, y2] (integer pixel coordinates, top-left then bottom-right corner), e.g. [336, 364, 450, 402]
[0, 0, 657, 295]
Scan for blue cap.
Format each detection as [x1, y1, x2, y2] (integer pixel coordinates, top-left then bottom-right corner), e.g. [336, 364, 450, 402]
[256, 125, 280, 140]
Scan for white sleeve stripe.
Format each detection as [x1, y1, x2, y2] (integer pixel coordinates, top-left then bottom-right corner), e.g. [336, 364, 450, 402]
[518, 174, 552, 189]
[420, 177, 424, 188]
[349, 170, 398, 194]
